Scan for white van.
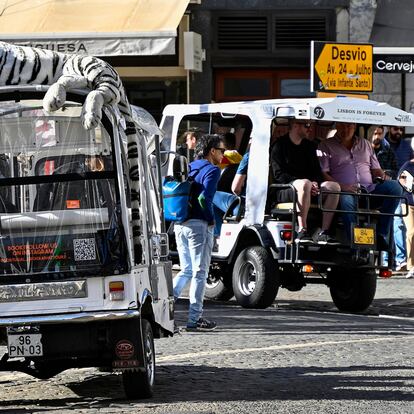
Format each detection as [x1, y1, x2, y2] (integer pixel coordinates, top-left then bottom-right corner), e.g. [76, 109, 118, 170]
[160, 97, 414, 312]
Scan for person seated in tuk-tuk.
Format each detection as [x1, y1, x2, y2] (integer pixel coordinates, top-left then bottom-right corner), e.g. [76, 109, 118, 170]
[270, 119, 341, 244]
[219, 132, 242, 169]
[317, 122, 403, 250]
[33, 155, 113, 212]
[0, 154, 18, 213]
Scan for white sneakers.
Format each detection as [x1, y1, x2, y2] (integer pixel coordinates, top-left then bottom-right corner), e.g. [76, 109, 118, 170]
[396, 261, 407, 272]
[405, 268, 414, 279]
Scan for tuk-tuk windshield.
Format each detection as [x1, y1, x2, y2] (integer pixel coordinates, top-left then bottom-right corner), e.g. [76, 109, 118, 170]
[0, 99, 128, 278]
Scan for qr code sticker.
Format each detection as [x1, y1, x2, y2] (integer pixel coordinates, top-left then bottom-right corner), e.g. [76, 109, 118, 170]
[73, 238, 96, 261]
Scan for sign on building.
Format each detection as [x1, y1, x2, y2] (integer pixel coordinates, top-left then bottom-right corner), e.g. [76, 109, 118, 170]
[184, 32, 204, 72]
[373, 53, 414, 73]
[311, 42, 373, 93]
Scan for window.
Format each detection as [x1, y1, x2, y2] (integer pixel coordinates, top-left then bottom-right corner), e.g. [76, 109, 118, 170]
[215, 69, 314, 102]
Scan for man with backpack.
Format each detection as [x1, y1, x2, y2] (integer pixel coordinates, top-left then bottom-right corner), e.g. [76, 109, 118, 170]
[173, 134, 225, 331]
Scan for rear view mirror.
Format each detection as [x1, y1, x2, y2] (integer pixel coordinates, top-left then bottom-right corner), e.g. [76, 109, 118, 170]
[399, 170, 413, 193]
[172, 155, 188, 182]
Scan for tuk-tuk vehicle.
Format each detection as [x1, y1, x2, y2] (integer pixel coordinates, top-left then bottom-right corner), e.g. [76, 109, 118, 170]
[160, 97, 414, 312]
[0, 86, 173, 399]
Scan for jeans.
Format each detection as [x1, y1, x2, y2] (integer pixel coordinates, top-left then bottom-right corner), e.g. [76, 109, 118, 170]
[339, 180, 403, 241]
[173, 219, 214, 325]
[393, 202, 407, 265]
[213, 191, 239, 236]
[402, 204, 414, 269]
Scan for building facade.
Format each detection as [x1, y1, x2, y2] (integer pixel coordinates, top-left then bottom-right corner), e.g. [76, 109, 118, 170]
[186, 0, 410, 115]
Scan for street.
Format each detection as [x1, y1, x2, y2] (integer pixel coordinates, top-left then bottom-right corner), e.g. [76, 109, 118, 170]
[0, 275, 413, 414]
[1, 2, 414, 413]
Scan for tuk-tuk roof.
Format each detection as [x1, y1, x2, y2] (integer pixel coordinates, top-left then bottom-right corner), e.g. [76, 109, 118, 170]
[163, 97, 414, 127]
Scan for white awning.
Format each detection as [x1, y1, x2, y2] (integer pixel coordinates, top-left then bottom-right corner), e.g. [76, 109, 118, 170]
[0, 0, 190, 56]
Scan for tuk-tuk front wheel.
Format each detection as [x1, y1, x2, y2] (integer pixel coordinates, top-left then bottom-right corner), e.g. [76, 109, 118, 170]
[232, 246, 279, 309]
[122, 319, 155, 399]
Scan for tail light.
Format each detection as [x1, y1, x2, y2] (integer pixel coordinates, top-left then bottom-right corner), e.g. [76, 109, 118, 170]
[302, 264, 314, 273]
[280, 224, 293, 241]
[109, 281, 125, 301]
[379, 269, 392, 278]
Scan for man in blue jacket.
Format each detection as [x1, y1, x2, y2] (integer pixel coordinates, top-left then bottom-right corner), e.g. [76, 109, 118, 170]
[385, 126, 413, 168]
[173, 134, 225, 331]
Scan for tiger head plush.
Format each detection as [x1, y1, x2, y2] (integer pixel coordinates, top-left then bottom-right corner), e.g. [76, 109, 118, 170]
[0, 41, 131, 131]
[0, 41, 144, 262]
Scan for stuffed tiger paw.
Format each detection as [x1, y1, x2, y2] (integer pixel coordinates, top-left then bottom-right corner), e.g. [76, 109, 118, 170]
[43, 83, 66, 112]
[43, 74, 104, 130]
[81, 90, 105, 130]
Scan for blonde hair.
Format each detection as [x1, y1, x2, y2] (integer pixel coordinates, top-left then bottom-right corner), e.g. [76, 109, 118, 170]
[87, 156, 104, 172]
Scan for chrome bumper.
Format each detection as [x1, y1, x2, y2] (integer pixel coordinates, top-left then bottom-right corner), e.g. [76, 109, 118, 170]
[0, 310, 140, 326]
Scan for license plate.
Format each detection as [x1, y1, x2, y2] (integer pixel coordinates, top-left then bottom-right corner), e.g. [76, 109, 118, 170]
[353, 227, 375, 245]
[7, 332, 43, 357]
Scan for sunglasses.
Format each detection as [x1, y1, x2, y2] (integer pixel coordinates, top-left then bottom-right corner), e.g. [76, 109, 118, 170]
[392, 127, 404, 131]
[297, 122, 312, 129]
[214, 147, 226, 154]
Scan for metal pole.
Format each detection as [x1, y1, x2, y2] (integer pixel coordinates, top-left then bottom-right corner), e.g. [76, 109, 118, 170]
[187, 70, 190, 104]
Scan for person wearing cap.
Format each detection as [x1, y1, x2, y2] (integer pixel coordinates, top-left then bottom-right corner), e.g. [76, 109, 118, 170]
[219, 132, 242, 169]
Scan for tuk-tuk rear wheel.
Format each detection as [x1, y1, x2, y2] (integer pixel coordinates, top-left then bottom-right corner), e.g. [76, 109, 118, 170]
[329, 268, 377, 312]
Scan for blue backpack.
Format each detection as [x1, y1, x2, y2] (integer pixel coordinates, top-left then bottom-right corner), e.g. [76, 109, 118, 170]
[162, 164, 206, 222]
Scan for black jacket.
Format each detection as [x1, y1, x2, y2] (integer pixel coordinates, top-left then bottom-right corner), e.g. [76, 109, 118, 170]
[270, 134, 323, 184]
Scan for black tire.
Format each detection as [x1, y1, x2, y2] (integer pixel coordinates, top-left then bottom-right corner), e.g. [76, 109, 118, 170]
[329, 268, 377, 312]
[32, 362, 63, 379]
[232, 246, 279, 309]
[205, 266, 234, 301]
[122, 319, 155, 399]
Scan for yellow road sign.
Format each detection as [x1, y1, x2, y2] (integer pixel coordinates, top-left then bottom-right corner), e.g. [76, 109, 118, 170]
[311, 42, 373, 92]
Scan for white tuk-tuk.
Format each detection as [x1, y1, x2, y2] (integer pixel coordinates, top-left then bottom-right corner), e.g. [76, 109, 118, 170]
[0, 86, 174, 399]
[160, 97, 414, 312]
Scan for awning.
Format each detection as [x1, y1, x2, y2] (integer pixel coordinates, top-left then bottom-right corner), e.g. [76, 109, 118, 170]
[0, 0, 190, 56]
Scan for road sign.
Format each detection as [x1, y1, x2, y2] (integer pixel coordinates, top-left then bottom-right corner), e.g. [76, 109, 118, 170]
[311, 42, 373, 92]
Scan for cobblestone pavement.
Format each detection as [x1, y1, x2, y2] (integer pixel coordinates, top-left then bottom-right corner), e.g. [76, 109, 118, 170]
[275, 274, 414, 318]
[0, 276, 412, 414]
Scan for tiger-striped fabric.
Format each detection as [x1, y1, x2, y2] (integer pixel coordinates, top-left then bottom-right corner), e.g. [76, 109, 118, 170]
[0, 41, 143, 264]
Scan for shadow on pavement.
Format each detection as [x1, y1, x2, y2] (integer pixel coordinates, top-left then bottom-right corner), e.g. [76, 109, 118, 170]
[194, 295, 414, 319]
[272, 298, 414, 318]
[0, 364, 411, 408]
[174, 299, 414, 336]
[153, 363, 414, 403]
